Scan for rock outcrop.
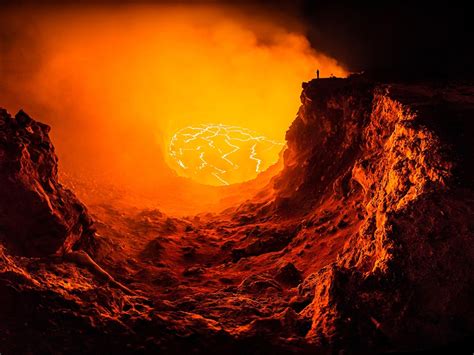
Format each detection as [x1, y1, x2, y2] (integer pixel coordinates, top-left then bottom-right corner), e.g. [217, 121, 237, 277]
[269, 78, 474, 351]
[0, 109, 94, 256]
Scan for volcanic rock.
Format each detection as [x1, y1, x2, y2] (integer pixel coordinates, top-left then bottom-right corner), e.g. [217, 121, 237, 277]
[274, 262, 302, 287]
[1, 77, 473, 354]
[0, 109, 94, 256]
[270, 78, 474, 350]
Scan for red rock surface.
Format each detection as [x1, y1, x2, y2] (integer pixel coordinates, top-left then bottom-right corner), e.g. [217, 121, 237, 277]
[1, 77, 473, 354]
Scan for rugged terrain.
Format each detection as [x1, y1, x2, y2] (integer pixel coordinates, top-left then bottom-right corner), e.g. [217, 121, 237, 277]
[1, 77, 473, 354]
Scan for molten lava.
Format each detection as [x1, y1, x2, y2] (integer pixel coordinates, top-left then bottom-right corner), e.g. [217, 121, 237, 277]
[169, 124, 284, 185]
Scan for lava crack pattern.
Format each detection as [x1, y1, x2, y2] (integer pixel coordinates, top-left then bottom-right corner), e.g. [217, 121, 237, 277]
[169, 124, 284, 186]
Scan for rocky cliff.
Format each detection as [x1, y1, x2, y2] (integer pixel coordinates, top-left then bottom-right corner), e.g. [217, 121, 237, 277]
[269, 78, 474, 351]
[0, 109, 94, 256]
[0, 77, 473, 354]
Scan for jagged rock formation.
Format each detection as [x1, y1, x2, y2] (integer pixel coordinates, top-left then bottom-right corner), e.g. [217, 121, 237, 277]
[0, 110, 233, 354]
[0, 109, 95, 256]
[1, 77, 473, 354]
[271, 79, 474, 351]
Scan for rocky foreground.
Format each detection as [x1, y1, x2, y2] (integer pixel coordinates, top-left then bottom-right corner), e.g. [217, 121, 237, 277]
[1, 77, 473, 354]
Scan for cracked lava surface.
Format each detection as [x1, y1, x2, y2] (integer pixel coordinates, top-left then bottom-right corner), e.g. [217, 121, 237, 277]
[169, 123, 284, 185]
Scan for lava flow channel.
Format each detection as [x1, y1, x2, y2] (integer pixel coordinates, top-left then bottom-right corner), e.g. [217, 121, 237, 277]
[169, 124, 284, 186]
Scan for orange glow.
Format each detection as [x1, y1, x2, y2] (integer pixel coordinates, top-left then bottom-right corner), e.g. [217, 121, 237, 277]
[169, 124, 284, 185]
[1, 4, 347, 212]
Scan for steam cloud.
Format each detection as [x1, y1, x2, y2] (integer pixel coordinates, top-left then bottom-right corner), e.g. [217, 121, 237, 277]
[0, 3, 346, 210]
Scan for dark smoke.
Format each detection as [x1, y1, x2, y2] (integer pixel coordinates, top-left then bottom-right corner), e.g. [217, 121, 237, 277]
[300, 1, 473, 80]
[1, 1, 472, 81]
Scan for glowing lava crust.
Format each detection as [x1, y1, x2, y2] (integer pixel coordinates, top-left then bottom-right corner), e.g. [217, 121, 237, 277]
[169, 124, 284, 185]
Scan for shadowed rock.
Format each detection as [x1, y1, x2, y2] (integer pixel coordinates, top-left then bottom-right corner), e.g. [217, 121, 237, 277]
[0, 109, 94, 256]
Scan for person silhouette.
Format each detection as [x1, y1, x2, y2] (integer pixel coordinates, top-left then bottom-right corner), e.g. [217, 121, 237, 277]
[316, 69, 320, 79]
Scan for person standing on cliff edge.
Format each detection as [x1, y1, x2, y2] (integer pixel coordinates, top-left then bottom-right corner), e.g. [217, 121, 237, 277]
[316, 69, 320, 79]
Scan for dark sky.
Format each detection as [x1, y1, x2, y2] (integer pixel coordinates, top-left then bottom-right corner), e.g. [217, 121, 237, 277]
[265, 0, 472, 80]
[1, 0, 473, 80]
[300, 1, 473, 80]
